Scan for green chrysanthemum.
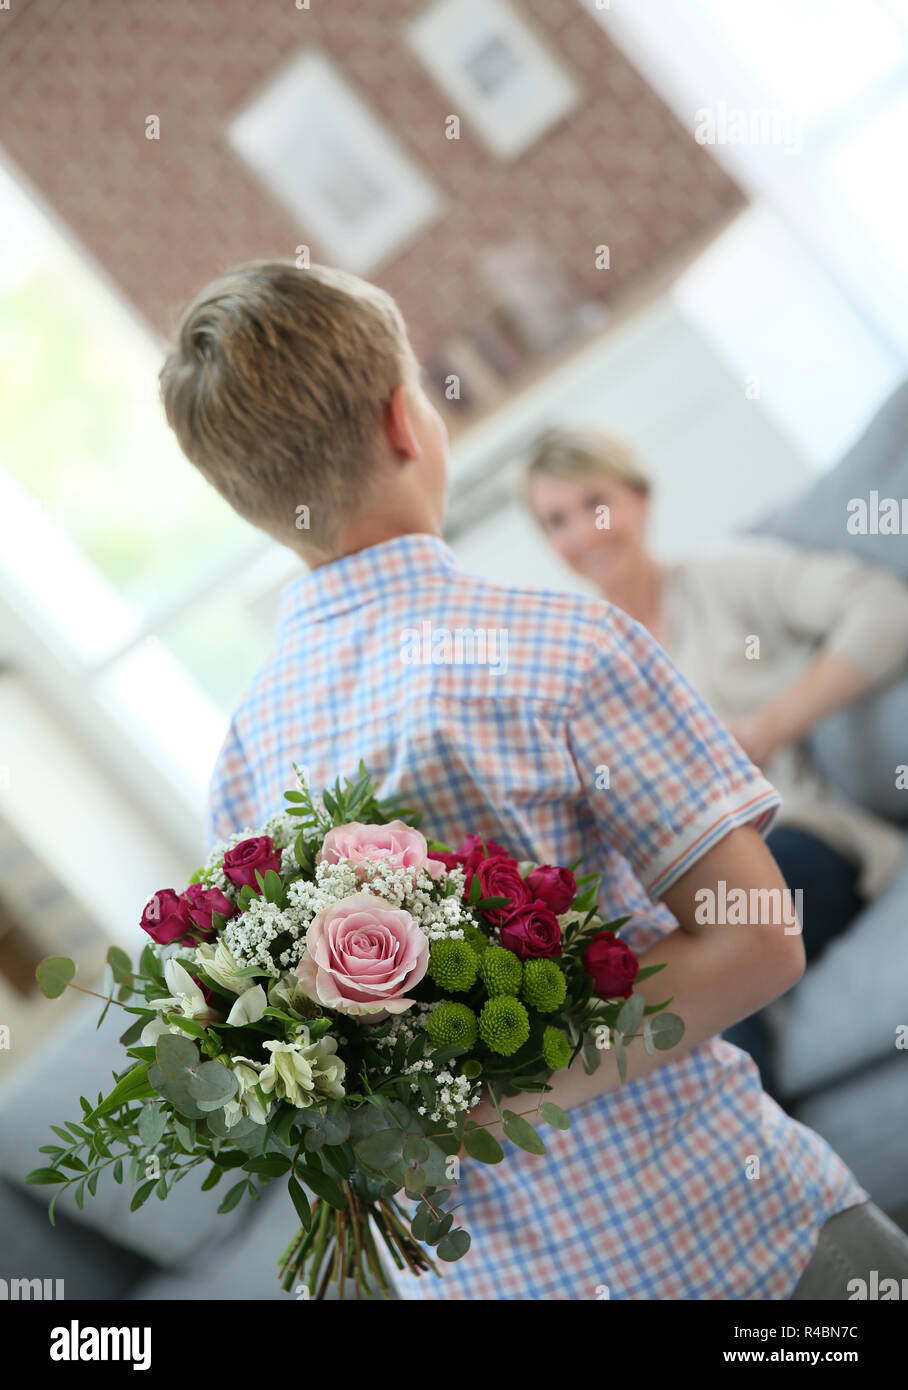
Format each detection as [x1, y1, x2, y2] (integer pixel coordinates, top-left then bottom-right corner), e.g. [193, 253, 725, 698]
[478, 944, 522, 997]
[542, 1026, 572, 1071]
[478, 996, 530, 1056]
[427, 938, 479, 993]
[426, 1002, 478, 1050]
[462, 924, 491, 956]
[521, 958, 567, 1013]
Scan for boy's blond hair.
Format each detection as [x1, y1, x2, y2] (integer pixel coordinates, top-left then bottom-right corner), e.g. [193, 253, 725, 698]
[524, 426, 651, 501]
[158, 260, 420, 551]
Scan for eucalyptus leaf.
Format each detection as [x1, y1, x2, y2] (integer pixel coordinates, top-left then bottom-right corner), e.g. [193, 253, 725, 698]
[155, 1034, 199, 1080]
[501, 1111, 546, 1155]
[35, 957, 75, 999]
[137, 1103, 167, 1148]
[106, 946, 133, 983]
[436, 1229, 471, 1262]
[185, 1060, 237, 1106]
[538, 1101, 570, 1131]
[650, 1012, 685, 1050]
[615, 992, 644, 1037]
[462, 1126, 504, 1164]
[353, 1128, 405, 1175]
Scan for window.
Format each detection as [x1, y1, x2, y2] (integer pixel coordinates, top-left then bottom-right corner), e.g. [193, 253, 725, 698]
[0, 158, 294, 811]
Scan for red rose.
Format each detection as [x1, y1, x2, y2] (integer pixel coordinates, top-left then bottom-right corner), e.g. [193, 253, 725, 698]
[499, 900, 562, 960]
[432, 833, 510, 890]
[475, 857, 532, 924]
[181, 882, 233, 935]
[222, 836, 282, 889]
[526, 864, 577, 915]
[583, 931, 639, 999]
[140, 889, 194, 946]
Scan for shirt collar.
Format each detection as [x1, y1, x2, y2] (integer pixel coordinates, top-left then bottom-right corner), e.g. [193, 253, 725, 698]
[278, 532, 461, 627]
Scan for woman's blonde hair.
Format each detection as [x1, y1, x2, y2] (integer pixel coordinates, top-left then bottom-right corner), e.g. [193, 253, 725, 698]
[524, 426, 651, 504]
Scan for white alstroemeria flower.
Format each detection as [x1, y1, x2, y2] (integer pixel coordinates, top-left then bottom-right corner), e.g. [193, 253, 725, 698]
[267, 972, 313, 1019]
[258, 1028, 346, 1109]
[192, 939, 249, 996]
[223, 1057, 271, 1129]
[226, 984, 268, 1027]
[140, 959, 219, 1046]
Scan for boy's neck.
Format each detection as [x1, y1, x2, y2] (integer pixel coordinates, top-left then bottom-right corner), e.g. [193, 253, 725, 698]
[304, 514, 444, 571]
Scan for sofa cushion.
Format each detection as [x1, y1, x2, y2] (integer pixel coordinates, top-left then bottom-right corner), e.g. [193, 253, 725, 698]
[0, 1179, 152, 1300]
[775, 850, 908, 1096]
[128, 1180, 393, 1301]
[0, 998, 249, 1266]
[753, 378, 908, 823]
[792, 1056, 908, 1219]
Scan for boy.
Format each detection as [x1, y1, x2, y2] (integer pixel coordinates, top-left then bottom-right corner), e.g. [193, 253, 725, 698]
[159, 259, 907, 1299]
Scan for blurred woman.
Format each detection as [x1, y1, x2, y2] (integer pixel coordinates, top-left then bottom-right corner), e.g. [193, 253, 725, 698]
[525, 425, 908, 1101]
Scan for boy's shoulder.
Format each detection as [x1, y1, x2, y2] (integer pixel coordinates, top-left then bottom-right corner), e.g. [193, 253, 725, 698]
[440, 563, 627, 636]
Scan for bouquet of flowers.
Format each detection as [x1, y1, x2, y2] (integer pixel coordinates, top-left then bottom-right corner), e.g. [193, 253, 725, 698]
[29, 765, 683, 1299]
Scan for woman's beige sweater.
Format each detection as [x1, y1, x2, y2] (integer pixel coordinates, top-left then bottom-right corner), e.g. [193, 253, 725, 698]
[658, 536, 908, 899]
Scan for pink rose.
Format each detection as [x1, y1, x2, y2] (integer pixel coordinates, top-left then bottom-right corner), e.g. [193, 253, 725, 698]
[499, 900, 563, 960]
[319, 819, 445, 880]
[222, 836, 282, 889]
[181, 883, 233, 935]
[526, 864, 577, 915]
[140, 889, 195, 946]
[474, 857, 531, 925]
[295, 893, 429, 1019]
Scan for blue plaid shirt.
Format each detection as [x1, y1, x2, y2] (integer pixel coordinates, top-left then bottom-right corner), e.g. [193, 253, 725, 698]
[209, 533, 869, 1299]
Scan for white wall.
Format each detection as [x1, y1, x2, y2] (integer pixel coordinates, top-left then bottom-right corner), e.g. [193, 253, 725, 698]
[448, 296, 810, 590]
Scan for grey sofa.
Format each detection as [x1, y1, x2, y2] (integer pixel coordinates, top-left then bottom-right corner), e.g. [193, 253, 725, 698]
[1, 384, 906, 1298]
[755, 378, 908, 1228]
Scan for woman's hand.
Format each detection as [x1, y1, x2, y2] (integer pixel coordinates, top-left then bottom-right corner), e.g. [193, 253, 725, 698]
[726, 709, 781, 769]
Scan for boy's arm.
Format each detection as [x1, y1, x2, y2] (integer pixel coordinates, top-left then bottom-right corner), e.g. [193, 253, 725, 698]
[472, 605, 794, 1131]
[474, 824, 803, 1128]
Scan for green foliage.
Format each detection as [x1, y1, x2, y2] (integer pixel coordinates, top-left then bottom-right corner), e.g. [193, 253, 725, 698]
[148, 1035, 236, 1119]
[462, 1125, 504, 1164]
[501, 1110, 546, 1155]
[538, 1100, 570, 1131]
[36, 956, 75, 999]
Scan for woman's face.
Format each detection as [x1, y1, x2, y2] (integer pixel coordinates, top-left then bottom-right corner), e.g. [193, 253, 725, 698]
[527, 471, 650, 593]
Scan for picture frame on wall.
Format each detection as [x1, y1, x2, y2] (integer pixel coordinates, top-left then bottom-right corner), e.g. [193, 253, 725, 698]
[227, 50, 442, 274]
[407, 0, 581, 159]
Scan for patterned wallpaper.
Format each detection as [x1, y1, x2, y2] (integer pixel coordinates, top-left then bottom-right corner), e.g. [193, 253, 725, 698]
[0, 0, 743, 411]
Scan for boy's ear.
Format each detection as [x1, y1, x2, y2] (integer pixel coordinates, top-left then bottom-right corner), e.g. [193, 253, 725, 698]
[384, 382, 423, 463]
